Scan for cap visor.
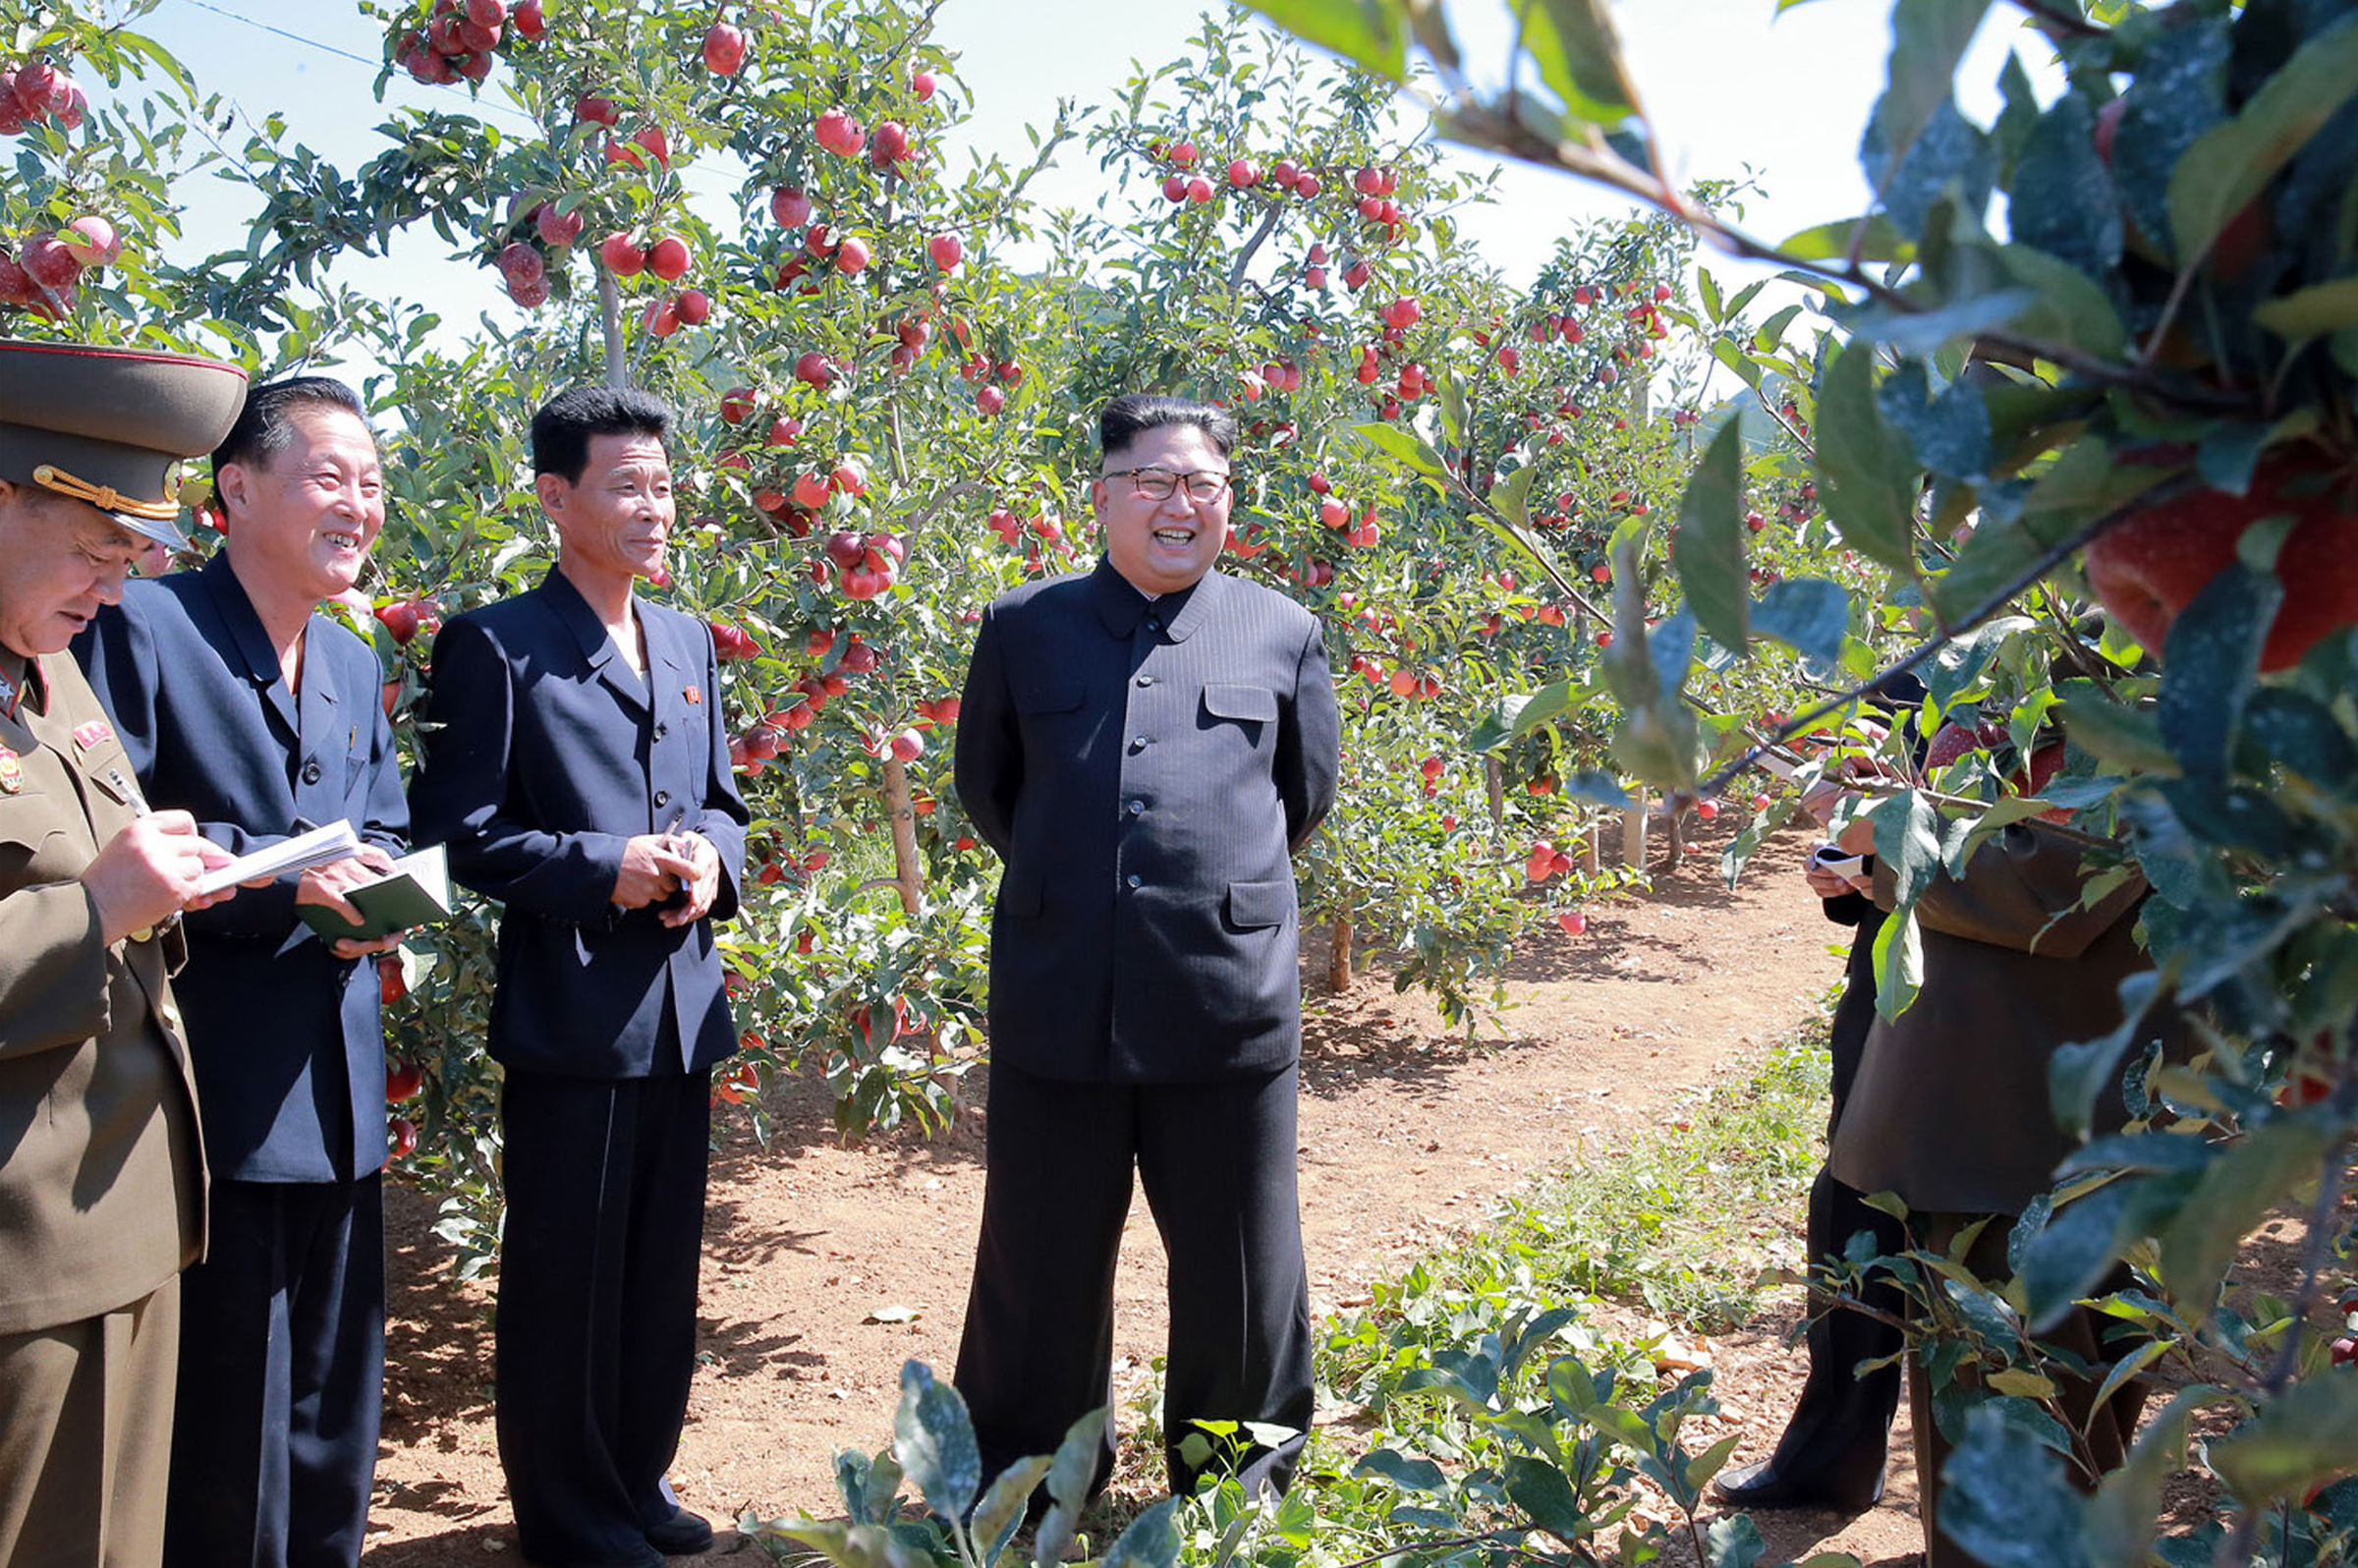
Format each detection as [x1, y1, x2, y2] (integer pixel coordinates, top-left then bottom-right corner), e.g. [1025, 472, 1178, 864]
[108, 508, 189, 550]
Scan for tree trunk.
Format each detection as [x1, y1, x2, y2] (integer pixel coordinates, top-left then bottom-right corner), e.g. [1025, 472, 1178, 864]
[1621, 786, 1649, 868]
[1329, 904, 1354, 993]
[1660, 807, 1687, 871]
[595, 262, 627, 385]
[881, 756, 923, 917]
[1485, 756, 1505, 828]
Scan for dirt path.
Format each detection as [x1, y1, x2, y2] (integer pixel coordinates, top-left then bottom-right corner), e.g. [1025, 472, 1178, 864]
[365, 825, 1929, 1566]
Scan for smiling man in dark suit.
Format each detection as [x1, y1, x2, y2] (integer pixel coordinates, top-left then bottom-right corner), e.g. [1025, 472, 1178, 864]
[76, 375, 410, 1568]
[409, 386, 747, 1568]
[951, 392, 1341, 1501]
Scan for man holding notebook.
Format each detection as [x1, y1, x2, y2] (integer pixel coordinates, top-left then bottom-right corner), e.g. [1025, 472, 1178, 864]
[75, 376, 410, 1568]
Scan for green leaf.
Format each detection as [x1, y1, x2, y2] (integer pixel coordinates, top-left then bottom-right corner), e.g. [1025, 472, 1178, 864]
[1493, 464, 1539, 530]
[2054, 681, 2179, 774]
[770, 1521, 933, 1568]
[1815, 341, 1922, 570]
[1992, 245, 2128, 360]
[1101, 1497, 1179, 1568]
[1752, 579, 1852, 665]
[1937, 1402, 2093, 1568]
[2169, 15, 2358, 263]
[2158, 563, 2281, 776]
[1705, 1512, 1769, 1568]
[2252, 276, 2358, 341]
[2009, 94, 2122, 280]
[1033, 1407, 1105, 1568]
[2159, 1118, 2337, 1320]
[893, 1363, 981, 1526]
[1237, 0, 1407, 80]
[1671, 421, 1749, 651]
[1354, 1449, 1447, 1491]
[2083, 1390, 2206, 1568]
[1871, 902, 1925, 1019]
[1869, 0, 1994, 197]
[1354, 420, 1450, 482]
[1874, 789, 1944, 908]
[1778, 212, 1915, 263]
[1518, 0, 1642, 127]
[2209, 1370, 2358, 1502]
[1849, 288, 2036, 360]
[2018, 1173, 2139, 1329]
[970, 1457, 1052, 1566]
[1503, 1455, 1593, 1545]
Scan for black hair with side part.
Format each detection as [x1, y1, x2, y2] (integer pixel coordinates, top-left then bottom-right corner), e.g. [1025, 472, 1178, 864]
[532, 386, 672, 484]
[1097, 392, 1237, 464]
[211, 377, 371, 478]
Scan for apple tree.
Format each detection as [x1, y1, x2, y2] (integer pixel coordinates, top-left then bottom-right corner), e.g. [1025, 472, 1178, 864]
[1247, 0, 2358, 1556]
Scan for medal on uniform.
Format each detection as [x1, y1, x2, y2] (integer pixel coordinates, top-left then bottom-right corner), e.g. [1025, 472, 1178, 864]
[0, 749, 21, 794]
[73, 718, 116, 754]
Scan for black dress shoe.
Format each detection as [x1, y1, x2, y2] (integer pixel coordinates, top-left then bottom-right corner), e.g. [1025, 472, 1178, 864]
[646, 1509, 715, 1556]
[1712, 1459, 1883, 1513]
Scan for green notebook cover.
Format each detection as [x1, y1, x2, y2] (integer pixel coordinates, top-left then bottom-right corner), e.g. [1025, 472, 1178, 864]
[295, 844, 452, 943]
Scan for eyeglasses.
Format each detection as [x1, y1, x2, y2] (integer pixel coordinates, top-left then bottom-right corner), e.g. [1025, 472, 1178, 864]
[1105, 467, 1233, 503]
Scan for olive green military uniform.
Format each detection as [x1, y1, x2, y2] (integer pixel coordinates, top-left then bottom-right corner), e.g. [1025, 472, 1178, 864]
[0, 335, 246, 1568]
[0, 651, 205, 1567]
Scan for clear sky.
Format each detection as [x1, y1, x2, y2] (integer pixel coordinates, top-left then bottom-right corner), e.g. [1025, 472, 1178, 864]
[111, 0, 2056, 358]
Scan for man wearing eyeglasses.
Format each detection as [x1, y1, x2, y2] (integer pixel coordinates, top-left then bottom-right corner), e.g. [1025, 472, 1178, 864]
[951, 392, 1341, 1505]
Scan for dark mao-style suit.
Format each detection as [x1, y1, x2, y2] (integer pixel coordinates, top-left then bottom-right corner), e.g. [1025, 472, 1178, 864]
[951, 558, 1341, 1499]
[408, 568, 747, 1566]
[78, 552, 409, 1568]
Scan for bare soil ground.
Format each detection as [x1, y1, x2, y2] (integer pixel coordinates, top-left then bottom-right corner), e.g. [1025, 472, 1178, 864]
[365, 825, 1934, 1566]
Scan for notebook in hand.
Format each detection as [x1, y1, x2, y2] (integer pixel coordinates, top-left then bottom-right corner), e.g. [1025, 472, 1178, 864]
[294, 843, 452, 943]
[194, 818, 364, 896]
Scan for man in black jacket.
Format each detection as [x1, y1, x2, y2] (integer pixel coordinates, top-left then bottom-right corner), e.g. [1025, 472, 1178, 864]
[77, 376, 410, 1568]
[951, 393, 1341, 1500]
[410, 387, 747, 1568]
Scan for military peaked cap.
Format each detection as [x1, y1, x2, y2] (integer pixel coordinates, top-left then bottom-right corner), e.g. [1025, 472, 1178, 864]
[0, 337, 248, 548]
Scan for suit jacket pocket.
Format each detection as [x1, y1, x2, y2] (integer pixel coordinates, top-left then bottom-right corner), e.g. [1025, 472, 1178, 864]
[1226, 877, 1291, 930]
[1016, 677, 1084, 715]
[1203, 684, 1278, 724]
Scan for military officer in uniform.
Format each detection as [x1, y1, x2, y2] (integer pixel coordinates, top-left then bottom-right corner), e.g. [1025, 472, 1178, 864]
[0, 337, 251, 1566]
[951, 392, 1342, 1501]
[76, 375, 409, 1568]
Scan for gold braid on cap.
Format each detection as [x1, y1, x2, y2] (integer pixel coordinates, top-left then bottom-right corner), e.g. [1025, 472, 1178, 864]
[31, 462, 181, 522]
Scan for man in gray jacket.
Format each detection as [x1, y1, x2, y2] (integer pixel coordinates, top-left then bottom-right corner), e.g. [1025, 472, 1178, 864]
[951, 393, 1341, 1501]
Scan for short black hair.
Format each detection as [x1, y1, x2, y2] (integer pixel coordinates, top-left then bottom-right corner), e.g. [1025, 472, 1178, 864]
[533, 386, 671, 483]
[212, 377, 371, 478]
[1098, 393, 1236, 465]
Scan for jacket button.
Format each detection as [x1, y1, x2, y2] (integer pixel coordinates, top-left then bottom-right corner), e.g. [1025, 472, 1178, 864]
[1145, 616, 1162, 632]
[1135, 674, 1155, 688]
[1131, 735, 1150, 751]
[1125, 800, 1144, 816]
[655, 789, 672, 808]
[1125, 873, 1142, 889]
[300, 759, 322, 785]
[654, 722, 668, 740]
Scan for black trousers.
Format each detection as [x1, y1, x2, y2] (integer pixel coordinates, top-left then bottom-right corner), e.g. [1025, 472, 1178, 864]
[495, 1069, 710, 1564]
[953, 1061, 1313, 1502]
[164, 1176, 383, 1568]
[1757, 1166, 1906, 1495]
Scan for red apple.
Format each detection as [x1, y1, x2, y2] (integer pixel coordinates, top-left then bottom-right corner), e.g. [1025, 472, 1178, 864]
[910, 69, 936, 99]
[20, 234, 78, 290]
[814, 106, 864, 157]
[60, 216, 118, 269]
[890, 727, 924, 761]
[535, 202, 584, 246]
[575, 92, 619, 126]
[389, 1115, 419, 1159]
[378, 954, 408, 1005]
[793, 350, 837, 388]
[513, 0, 545, 37]
[2084, 452, 2358, 671]
[927, 231, 963, 270]
[870, 120, 910, 164]
[833, 236, 870, 273]
[674, 288, 709, 324]
[646, 234, 690, 280]
[976, 385, 1005, 416]
[385, 1060, 423, 1101]
[702, 21, 746, 75]
[599, 232, 644, 276]
[1557, 911, 1588, 936]
[720, 387, 758, 424]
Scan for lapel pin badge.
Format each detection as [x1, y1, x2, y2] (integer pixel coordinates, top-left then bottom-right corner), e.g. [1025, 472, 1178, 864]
[684, 684, 703, 705]
[0, 749, 22, 794]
